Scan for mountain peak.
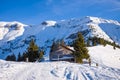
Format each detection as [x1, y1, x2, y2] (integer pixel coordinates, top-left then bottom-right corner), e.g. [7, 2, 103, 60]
[0, 21, 27, 27]
[84, 16, 120, 25]
[41, 20, 56, 26]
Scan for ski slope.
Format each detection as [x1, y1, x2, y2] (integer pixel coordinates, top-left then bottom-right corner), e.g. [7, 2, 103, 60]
[0, 61, 119, 80]
[0, 45, 120, 80]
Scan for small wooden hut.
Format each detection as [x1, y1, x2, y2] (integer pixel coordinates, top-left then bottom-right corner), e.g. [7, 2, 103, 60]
[49, 44, 74, 62]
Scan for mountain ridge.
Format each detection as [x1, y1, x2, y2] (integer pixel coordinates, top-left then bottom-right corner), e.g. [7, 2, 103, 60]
[0, 16, 120, 59]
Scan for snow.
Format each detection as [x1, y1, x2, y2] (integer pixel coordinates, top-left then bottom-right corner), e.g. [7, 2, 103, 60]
[41, 20, 56, 26]
[0, 45, 120, 80]
[88, 23, 112, 42]
[0, 60, 120, 80]
[88, 45, 120, 69]
[99, 23, 120, 43]
[0, 21, 26, 41]
[67, 46, 74, 51]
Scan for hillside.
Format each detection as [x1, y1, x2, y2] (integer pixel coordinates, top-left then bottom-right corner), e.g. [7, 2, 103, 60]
[0, 16, 120, 59]
[0, 45, 120, 80]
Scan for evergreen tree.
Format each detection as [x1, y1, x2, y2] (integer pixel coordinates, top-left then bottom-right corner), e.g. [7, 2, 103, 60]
[22, 52, 28, 61]
[73, 32, 90, 63]
[92, 37, 97, 46]
[39, 50, 44, 61]
[28, 39, 39, 52]
[50, 41, 60, 52]
[17, 52, 22, 61]
[50, 39, 66, 53]
[6, 53, 16, 61]
[5, 55, 11, 61]
[61, 39, 65, 46]
[99, 38, 106, 46]
[11, 54, 16, 61]
[26, 39, 40, 62]
[113, 41, 116, 50]
[87, 39, 90, 47]
[50, 41, 56, 53]
[20, 39, 44, 62]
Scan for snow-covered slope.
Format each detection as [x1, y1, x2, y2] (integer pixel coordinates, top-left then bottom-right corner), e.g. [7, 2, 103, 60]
[88, 45, 120, 69]
[0, 45, 120, 80]
[0, 21, 27, 41]
[0, 16, 120, 59]
[0, 61, 119, 80]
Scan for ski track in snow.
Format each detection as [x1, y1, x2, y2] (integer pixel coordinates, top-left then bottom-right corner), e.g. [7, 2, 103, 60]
[0, 60, 120, 80]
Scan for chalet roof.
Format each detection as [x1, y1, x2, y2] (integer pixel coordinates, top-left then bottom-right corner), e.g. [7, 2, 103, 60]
[60, 44, 74, 52]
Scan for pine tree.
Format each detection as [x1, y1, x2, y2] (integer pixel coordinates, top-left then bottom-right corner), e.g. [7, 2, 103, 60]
[20, 39, 44, 62]
[11, 54, 16, 61]
[22, 52, 28, 61]
[26, 39, 40, 62]
[39, 50, 44, 61]
[113, 41, 116, 50]
[17, 52, 22, 61]
[50, 41, 56, 53]
[92, 37, 97, 46]
[6, 53, 16, 61]
[5, 55, 11, 61]
[99, 38, 106, 46]
[87, 39, 90, 47]
[73, 32, 90, 63]
[61, 39, 65, 46]
[50, 41, 60, 52]
[28, 39, 39, 52]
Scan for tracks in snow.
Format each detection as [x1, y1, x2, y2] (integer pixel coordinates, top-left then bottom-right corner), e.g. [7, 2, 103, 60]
[51, 63, 89, 80]
[12, 63, 37, 80]
[1, 61, 120, 80]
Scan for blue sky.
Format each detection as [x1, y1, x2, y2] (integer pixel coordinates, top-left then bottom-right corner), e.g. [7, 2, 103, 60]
[0, 0, 120, 25]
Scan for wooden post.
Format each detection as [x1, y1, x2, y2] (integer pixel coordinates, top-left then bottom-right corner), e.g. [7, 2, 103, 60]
[26, 57, 28, 62]
[96, 63, 98, 67]
[74, 56, 76, 63]
[88, 58, 91, 66]
[58, 54, 59, 61]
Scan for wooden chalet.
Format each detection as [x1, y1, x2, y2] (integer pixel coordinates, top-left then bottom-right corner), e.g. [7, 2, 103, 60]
[49, 44, 75, 62]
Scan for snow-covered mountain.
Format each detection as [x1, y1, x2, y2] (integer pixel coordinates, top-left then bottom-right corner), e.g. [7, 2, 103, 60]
[0, 21, 27, 41]
[0, 16, 120, 59]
